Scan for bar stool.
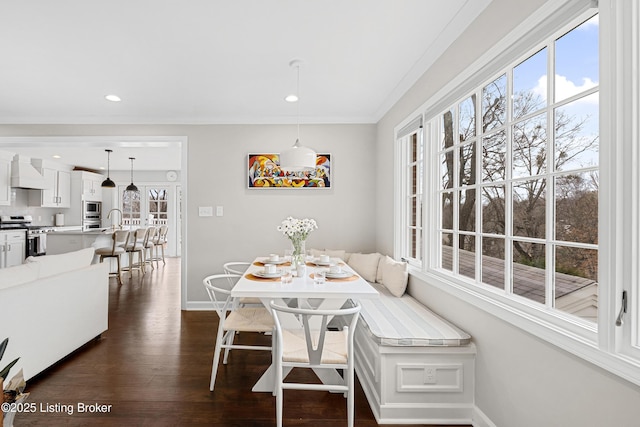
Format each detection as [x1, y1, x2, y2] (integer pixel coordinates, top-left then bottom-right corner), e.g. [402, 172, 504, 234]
[124, 228, 146, 278]
[96, 230, 130, 284]
[152, 225, 169, 267]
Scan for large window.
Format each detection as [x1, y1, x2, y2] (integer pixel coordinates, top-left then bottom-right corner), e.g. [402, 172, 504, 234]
[397, 0, 640, 386]
[434, 14, 599, 323]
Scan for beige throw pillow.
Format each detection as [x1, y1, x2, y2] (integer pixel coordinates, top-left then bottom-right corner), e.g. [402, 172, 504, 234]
[379, 256, 409, 297]
[347, 253, 381, 282]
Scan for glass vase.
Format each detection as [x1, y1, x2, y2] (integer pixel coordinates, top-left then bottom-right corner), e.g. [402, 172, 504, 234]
[291, 239, 306, 269]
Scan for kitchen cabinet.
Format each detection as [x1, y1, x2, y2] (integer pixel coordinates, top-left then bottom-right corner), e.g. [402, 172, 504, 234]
[29, 159, 72, 208]
[0, 150, 13, 206]
[0, 230, 26, 268]
[77, 171, 103, 201]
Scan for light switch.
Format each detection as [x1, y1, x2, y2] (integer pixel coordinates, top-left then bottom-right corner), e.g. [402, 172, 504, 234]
[199, 206, 213, 217]
[216, 206, 224, 217]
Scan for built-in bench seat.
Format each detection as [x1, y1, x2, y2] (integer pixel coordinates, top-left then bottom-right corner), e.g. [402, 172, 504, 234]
[353, 281, 476, 425]
[312, 249, 476, 425]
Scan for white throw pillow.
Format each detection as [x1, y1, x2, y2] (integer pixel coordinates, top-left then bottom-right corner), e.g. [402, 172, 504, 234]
[0, 262, 40, 289]
[347, 253, 381, 282]
[379, 255, 409, 297]
[27, 247, 95, 278]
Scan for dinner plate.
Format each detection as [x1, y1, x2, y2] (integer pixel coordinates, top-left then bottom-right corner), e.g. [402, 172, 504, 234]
[253, 269, 283, 278]
[325, 271, 353, 279]
[261, 258, 288, 265]
[312, 258, 332, 266]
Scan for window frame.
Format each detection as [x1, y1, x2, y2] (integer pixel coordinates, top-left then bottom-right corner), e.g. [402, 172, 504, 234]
[394, 0, 640, 387]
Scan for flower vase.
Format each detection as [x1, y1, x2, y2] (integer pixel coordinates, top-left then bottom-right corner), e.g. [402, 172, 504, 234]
[291, 240, 306, 275]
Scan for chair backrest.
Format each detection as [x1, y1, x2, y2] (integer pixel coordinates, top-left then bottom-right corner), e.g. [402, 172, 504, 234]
[156, 225, 168, 243]
[144, 227, 157, 246]
[202, 274, 240, 318]
[223, 262, 251, 275]
[270, 301, 361, 365]
[112, 230, 130, 254]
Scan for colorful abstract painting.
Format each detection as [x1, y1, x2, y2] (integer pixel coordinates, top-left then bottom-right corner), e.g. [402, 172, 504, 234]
[248, 153, 331, 188]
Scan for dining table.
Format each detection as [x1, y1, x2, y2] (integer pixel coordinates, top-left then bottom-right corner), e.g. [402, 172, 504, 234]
[230, 255, 379, 392]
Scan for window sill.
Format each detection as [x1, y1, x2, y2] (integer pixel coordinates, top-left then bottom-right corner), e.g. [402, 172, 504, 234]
[410, 268, 640, 388]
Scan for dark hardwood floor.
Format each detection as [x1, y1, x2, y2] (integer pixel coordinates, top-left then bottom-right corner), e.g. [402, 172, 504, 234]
[17, 257, 469, 426]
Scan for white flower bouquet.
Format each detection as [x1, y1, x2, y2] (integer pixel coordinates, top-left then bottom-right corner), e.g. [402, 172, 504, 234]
[277, 217, 318, 263]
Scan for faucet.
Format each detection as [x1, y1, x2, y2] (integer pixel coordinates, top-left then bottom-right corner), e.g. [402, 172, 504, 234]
[107, 208, 123, 230]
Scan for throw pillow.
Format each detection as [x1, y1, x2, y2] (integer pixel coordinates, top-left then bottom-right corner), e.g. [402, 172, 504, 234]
[380, 255, 409, 297]
[347, 252, 381, 282]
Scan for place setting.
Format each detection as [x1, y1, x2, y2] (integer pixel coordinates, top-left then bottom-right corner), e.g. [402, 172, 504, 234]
[253, 253, 291, 267]
[310, 263, 358, 283]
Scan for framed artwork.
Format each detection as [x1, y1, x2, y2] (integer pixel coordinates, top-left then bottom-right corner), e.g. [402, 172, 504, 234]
[248, 153, 331, 188]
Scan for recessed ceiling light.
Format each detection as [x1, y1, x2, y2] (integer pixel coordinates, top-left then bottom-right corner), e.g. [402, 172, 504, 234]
[52, 155, 61, 159]
[285, 94, 298, 103]
[105, 94, 121, 102]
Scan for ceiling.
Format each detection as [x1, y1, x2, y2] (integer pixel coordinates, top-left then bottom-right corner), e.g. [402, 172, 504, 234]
[0, 0, 492, 171]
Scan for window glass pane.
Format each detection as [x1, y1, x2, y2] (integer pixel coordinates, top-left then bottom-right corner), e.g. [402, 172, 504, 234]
[554, 93, 599, 171]
[460, 141, 477, 186]
[159, 201, 168, 214]
[513, 178, 546, 239]
[555, 16, 599, 103]
[459, 234, 476, 280]
[555, 245, 598, 323]
[459, 95, 476, 139]
[513, 241, 546, 303]
[441, 151, 454, 190]
[410, 133, 418, 163]
[442, 108, 455, 150]
[482, 130, 506, 182]
[482, 74, 506, 132]
[440, 232, 453, 271]
[482, 237, 505, 290]
[441, 192, 453, 230]
[409, 195, 422, 227]
[513, 48, 547, 119]
[482, 186, 505, 235]
[459, 190, 476, 232]
[513, 113, 547, 178]
[555, 172, 598, 244]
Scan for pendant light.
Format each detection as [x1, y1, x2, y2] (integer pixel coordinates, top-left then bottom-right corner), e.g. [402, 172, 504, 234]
[279, 59, 317, 172]
[126, 157, 139, 192]
[101, 149, 116, 188]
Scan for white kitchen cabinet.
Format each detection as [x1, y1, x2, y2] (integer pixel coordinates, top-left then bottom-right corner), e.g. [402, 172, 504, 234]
[29, 159, 72, 208]
[78, 171, 103, 201]
[0, 230, 26, 268]
[0, 150, 13, 206]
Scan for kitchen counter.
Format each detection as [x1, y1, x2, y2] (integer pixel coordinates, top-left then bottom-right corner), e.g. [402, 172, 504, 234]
[46, 229, 114, 257]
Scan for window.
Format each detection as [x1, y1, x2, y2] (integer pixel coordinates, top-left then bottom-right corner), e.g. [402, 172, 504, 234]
[396, 0, 640, 387]
[397, 117, 423, 266]
[432, 14, 599, 323]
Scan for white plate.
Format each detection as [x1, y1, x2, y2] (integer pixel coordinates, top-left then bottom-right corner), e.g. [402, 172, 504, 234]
[261, 258, 288, 265]
[313, 258, 332, 266]
[326, 271, 353, 279]
[253, 269, 283, 278]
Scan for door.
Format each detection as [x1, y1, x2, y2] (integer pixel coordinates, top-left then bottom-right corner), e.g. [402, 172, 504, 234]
[120, 185, 178, 256]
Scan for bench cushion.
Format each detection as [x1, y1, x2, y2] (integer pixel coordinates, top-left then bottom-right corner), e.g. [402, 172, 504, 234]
[357, 282, 471, 346]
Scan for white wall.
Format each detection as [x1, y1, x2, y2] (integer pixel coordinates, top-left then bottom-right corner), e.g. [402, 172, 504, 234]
[0, 123, 377, 304]
[375, 0, 640, 426]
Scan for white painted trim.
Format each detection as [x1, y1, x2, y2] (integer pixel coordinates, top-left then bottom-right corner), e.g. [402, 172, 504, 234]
[472, 406, 497, 427]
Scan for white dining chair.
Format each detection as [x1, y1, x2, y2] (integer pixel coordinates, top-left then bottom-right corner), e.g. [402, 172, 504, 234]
[269, 300, 361, 427]
[202, 273, 275, 391]
[223, 261, 261, 306]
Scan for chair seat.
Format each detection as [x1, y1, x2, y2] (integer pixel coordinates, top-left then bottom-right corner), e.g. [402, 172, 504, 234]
[224, 307, 274, 332]
[96, 247, 126, 256]
[282, 329, 348, 364]
[239, 296, 262, 305]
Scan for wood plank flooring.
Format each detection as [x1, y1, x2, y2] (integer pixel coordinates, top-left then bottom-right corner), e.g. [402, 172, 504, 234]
[17, 258, 469, 427]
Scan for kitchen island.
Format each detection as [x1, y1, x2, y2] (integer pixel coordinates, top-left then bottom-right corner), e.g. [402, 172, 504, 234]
[46, 228, 115, 257]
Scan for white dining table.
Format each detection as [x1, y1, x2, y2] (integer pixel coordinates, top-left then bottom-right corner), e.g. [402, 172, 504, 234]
[230, 256, 379, 392]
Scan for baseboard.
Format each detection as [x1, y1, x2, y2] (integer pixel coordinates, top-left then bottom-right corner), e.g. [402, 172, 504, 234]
[185, 300, 216, 311]
[472, 406, 497, 427]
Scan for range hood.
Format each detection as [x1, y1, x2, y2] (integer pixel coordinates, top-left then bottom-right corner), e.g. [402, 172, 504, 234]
[11, 155, 48, 190]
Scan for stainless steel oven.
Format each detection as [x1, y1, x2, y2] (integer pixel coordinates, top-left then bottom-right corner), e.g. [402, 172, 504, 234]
[83, 201, 101, 216]
[83, 220, 102, 231]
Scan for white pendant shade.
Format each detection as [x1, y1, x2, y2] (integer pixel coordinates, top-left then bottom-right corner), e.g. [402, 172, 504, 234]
[279, 139, 316, 172]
